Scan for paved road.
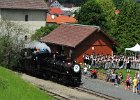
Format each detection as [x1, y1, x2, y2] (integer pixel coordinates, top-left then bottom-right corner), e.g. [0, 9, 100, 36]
[81, 74, 140, 100]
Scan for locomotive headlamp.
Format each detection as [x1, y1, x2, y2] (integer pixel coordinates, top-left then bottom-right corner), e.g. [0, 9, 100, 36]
[73, 64, 80, 73]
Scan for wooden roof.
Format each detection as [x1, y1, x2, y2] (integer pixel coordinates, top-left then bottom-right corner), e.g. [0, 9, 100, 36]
[0, 0, 49, 10]
[41, 24, 117, 48]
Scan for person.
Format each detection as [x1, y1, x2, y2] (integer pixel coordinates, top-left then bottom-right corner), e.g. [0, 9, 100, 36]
[83, 67, 88, 75]
[137, 71, 140, 80]
[91, 69, 97, 79]
[119, 58, 124, 69]
[137, 80, 140, 94]
[118, 72, 123, 84]
[114, 72, 119, 86]
[125, 73, 130, 90]
[132, 77, 138, 93]
[106, 68, 111, 82]
[129, 77, 132, 85]
[126, 58, 131, 72]
[111, 71, 116, 85]
[83, 54, 87, 66]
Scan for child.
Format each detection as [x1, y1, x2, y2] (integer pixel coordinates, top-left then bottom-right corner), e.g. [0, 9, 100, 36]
[83, 67, 88, 75]
[125, 74, 130, 90]
[132, 77, 138, 93]
[91, 69, 97, 79]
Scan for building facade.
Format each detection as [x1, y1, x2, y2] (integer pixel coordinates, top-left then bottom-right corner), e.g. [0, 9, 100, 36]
[0, 0, 49, 35]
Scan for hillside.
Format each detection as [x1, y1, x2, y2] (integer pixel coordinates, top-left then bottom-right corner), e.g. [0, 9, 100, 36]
[0, 67, 54, 100]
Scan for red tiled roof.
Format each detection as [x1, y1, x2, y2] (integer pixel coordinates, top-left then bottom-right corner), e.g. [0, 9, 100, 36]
[0, 0, 49, 10]
[55, 16, 77, 24]
[41, 24, 99, 48]
[47, 15, 57, 23]
[49, 7, 63, 15]
[46, 15, 77, 24]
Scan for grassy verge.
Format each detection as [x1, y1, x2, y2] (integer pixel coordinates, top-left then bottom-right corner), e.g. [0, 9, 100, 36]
[0, 66, 54, 100]
[97, 68, 137, 81]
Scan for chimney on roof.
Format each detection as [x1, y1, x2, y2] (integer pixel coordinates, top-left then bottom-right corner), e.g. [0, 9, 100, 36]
[51, 15, 55, 19]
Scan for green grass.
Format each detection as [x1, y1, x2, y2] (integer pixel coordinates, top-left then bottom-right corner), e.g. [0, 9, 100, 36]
[0, 66, 54, 100]
[98, 68, 138, 81]
[115, 69, 136, 81]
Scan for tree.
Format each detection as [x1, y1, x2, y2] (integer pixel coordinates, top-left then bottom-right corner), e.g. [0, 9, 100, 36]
[31, 24, 58, 40]
[95, 0, 117, 33]
[0, 20, 29, 69]
[75, 0, 107, 31]
[111, 0, 140, 54]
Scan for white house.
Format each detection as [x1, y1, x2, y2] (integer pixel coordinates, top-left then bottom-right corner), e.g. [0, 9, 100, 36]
[0, 0, 49, 34]
[49, 0, 62, 8]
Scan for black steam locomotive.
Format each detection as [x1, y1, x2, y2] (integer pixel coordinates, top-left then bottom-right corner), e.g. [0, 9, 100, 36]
[17, 47, 81, 86]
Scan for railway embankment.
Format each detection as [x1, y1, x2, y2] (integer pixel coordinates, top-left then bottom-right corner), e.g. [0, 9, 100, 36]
[0, 66, 53, 100]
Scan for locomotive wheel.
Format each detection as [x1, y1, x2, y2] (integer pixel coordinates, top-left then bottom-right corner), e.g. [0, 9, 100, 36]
[42, 72, 50, 80]
[58, 75, 64, 83]
[62, 76, 68, 85]
[42, 72, 47, 79]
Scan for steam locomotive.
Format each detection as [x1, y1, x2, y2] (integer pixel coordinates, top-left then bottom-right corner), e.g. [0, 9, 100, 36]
[17, 44, 81, 86]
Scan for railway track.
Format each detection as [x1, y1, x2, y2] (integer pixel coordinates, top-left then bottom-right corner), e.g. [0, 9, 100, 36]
[39, 84, 120, 100]
[74, 87, 121, 100]
[21, 73, 121, 100]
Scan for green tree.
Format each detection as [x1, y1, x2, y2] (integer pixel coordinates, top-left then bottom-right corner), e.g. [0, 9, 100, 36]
[112, 0, 140, 54]
[31, 24, 58, 40]
[75, 0, 107, 31]
[95, 0, 140, 54]
[0, 20, 29, 68]
[95, 0, 116, 33]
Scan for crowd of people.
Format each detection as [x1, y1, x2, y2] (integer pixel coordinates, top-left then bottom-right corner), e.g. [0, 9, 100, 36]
[105, 68, 140, 94]
[83, 53, 140, 70]
[83, 53, 140, 94]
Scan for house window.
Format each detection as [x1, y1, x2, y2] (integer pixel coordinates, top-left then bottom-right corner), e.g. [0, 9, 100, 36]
[25, 35, 27, 41]
[25, 15, 28, 21]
